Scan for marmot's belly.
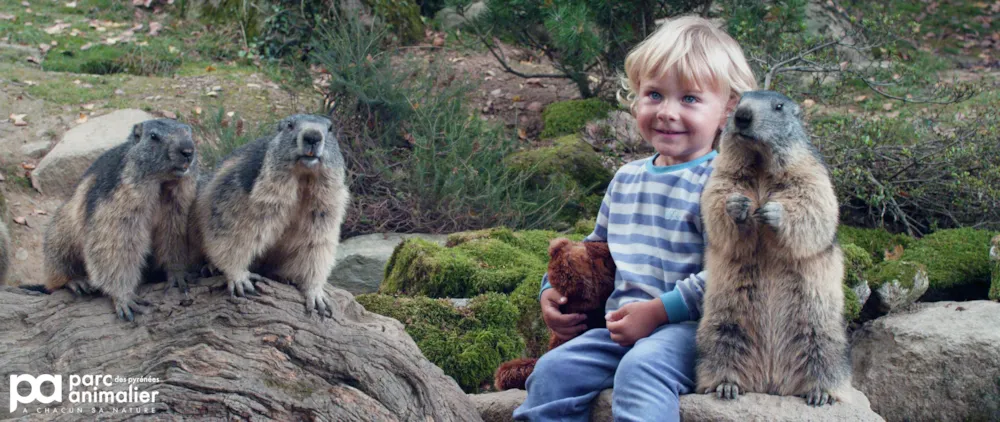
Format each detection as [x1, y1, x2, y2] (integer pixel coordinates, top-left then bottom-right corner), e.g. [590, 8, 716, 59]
[739, 264, 814, 395]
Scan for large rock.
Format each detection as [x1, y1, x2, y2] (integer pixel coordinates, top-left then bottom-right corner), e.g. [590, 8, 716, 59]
[31, 109, 155, 198]
[329, 233, 449, 295]
[0, 277, 481, 421]
[851, 300, 1000, 422]
[470, 387, 882, 422]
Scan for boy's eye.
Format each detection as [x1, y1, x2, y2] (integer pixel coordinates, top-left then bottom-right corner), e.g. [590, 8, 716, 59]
[648, 91, 662, 101]
[682, 95, 697, 103]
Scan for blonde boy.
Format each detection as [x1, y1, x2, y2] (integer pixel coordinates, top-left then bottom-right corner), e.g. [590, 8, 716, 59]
[513, 16, 757, 422]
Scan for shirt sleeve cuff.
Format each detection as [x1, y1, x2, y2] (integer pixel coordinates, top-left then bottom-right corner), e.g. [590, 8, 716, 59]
[660, 289, 690, 323]
[538, 277, 552, 300]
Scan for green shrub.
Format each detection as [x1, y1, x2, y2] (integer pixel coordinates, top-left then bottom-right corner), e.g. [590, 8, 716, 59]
[356, 293, 524, 392]
[186, 108, 277, 169]
[540, 99, 614, 139]
[902, 228, 996, 290]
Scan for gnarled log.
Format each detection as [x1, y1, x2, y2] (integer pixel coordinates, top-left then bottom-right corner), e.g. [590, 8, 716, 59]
[0, 277, 481, 421]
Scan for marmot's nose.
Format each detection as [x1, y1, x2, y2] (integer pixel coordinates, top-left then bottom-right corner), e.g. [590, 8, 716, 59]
[303, 130, 323, 146]
[734, 108, 753, 130]
[177, 139, 195, 160]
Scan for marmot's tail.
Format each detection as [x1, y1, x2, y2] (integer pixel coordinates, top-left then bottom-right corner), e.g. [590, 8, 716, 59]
[19, 284, 50, 293]
[494, 358, 537, 391]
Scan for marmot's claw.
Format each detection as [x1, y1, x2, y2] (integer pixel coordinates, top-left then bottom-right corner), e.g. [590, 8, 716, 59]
[164, 270, 190, 294]
[725, 194, 752, 223]
[716, 382, 741, 400]
[66, 278, 96, 296]
[305, 289, 333, 318]
[803, 388, 834, 407]
[113, 296, 147, 322]
[228, 278, 256, 298]
[755, 201, 785, 229]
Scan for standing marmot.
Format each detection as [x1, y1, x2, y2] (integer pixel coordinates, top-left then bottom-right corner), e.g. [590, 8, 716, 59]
[196, 114, 348, 317]
[42, 119, 198, 321]
[696, 91, 849, 406]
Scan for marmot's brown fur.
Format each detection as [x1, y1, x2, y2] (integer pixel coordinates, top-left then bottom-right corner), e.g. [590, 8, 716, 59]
[697, 90, 850, 406]
[195, 114, 349, 317]
[42, 119, 198, 321]
[493, 238, 615, 390]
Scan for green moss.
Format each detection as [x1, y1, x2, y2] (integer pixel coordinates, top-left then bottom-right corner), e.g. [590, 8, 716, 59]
[842, 283, 861, 321]
[842, 243, 873, 288]
[573, 218, 595, 236]
[837, 226, 913, 263]
[868, 260, 924, 290]
[902, 228, 997, 290]
[508, 135, 612, 194]
[540, 98, 614, 138]
[356, 293, 523, 392]
[362, 0, 424, 44]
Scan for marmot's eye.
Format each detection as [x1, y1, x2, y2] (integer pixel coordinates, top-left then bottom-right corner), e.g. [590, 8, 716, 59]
[775, 103, 784, 111]
[150, 133, 160, 142]
[286, 121, 295, 131]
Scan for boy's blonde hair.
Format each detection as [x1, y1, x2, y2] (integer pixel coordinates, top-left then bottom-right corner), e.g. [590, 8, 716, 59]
[619, 15, 757, 113]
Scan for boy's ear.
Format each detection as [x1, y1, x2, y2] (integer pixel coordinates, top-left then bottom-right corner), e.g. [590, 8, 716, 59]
[720, 96, 739, 129]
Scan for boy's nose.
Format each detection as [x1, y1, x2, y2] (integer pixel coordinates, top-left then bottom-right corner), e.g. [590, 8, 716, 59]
[657, 101, 680, 121]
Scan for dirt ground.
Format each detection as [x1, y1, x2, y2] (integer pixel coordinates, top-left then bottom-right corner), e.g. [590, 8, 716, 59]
[0, 26, 586, 286]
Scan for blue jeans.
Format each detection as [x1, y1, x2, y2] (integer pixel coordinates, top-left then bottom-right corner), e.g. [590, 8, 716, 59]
[512, 323, 698, 422]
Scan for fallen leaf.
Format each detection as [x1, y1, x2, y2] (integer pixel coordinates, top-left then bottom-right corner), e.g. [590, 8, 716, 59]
[160, 110, 177, 119]
[13, 216, 28, 226]
[512, 95, 522, 102]
[149, 22, 161, 36]
[205, 65, 215, 72]
[802, 99, 816, 108]
[20, 162, 34, 169]
[839, 61, 850, 71]
[854, 95, 867, 102]
[882, 103, 893, 111]
[194, 106, 202, 115]
[0, 13, 16, 20]
[21, 1, 29, 6]
[432, 35, 445, 47]
[226, 111, 235, 117]
[26, 56, 40, 63]
[80, 42, 93, 51]
[884, 244, 904, 261]
[81, 103, 95, 110]
[38, 43, 51, 53]
[517, 128, 528, 140]
[34, 209, 47, 215]
[65, 1, 76, 7]
[0, 172, 5, 181]
[44, 22, 71, 35]
[168, 46, 178, 54]
[9, 114, 27, 126]
[76, 112, 88, 124]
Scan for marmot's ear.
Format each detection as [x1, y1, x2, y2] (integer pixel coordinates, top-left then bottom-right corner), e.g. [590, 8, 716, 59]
[129, 123, 143, 142]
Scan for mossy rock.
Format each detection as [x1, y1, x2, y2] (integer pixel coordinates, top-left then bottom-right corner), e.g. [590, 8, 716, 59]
[902, 228, 997, 291]
[362, 0, 424, 44]
[842, 283, 861, 321]
[842, 243, 873, 288]
[382, 227, 585, 298]
[867, 260, 929, 312]
[869, 260, 926, 291]
[355, 292, 523, 392]
[837, 226, 913, 264]
[540, 98, 614, 139]
[508, 134, 612, 194]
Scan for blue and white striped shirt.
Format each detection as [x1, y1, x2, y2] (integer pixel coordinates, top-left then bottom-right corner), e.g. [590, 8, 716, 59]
[541, 151, 715, 323]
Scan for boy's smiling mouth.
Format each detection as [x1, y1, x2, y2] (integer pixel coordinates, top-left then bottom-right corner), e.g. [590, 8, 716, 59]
[656, 129, 688, 136]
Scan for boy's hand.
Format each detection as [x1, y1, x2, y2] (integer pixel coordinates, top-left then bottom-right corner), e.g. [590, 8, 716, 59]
[540, 288, 588, 341]
[606, 299, 669, 347]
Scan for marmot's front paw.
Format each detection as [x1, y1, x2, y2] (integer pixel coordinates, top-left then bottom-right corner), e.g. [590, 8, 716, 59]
[726, 194, 753, 223]
[164, 270, 190, 294]
[112, 295, 150, 322]
[803, 388, 836, 407]
[227, 273, 265, 297]
[66, 278, 96, 296]
[305, 287, 333, 318]
[709, 382, 742, 400]
[755, 201, 784, 229]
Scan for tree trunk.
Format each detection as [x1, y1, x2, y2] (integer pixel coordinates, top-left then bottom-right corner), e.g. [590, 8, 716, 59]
[0, 277, 482, 421]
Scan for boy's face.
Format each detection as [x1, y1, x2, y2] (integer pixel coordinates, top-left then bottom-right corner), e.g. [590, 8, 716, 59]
[634, 71, 733, 166]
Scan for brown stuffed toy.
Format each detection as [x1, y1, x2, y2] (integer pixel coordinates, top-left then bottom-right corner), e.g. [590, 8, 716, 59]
[493, 238, 616, 390]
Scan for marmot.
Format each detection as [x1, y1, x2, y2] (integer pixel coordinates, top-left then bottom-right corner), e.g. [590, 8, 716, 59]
[42, 119, 198, 321]
[696, 91, 849, 406]
[195, 114, 348, 317]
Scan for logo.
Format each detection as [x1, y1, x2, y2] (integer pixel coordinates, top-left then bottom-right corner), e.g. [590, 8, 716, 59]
[10, 374, 62, 412]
